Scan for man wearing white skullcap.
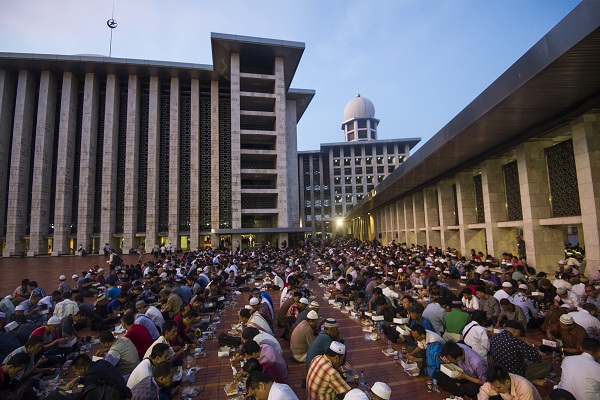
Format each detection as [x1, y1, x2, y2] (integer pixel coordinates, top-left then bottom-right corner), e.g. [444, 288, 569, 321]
[545, 313, 588, 355]
[306, 341, 350, 400]
[290, 310, 319, 362]
[345, 382, 391, 400]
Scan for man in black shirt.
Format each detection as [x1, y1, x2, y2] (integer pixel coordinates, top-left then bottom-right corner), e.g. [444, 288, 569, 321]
[65, 353, 127, 392]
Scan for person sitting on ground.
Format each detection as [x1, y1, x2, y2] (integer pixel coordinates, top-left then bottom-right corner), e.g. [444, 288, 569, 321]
[290, 310, 319, 362]
[544, 314, 588, 355]
[65, 353, 129, 396]
[555, 287, 581, 309]
[496, 298, 527, 333]
[127, 343, 170, 389]
[2, 336, 51, 381]
[240, 307, 273, 336]
[462, 288, 480, 312]
[568, 303, 600, 339]
[144, 320, 186, 364]
[53, 291, 79, 320]
[160, 289, 183, 319]
[122, 311, 153, 361]
[305, 318, 344, 370]
[423, 297, 447, 336]
[405, 323, 445, 366]
[489, 320, 551, 385]
[241, 340, 290, 384]
[95, 330, 140, 376]
[30, 316, 70, 354]
[135, 300, 164, 332]
[557, 337, 600, 400]
[130, 360, 175, 400]
[477, 364, 542, 400]
[444, 301, 471, 342]
[434, 341, 487, 399]
[474, 286, 500, 326]
[242, 327, 282, 356]
[0, 353, 30, 391]
[306, 341, 350, 400]
[457, 310, 488, 360]
[245, 371, 299, 400]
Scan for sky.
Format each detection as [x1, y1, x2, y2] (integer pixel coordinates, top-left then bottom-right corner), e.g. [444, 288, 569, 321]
[0, 0, 582, 151]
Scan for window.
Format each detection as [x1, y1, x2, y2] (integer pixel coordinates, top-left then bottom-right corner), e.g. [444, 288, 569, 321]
[344, 158, 351, 166]
[387, 156, 395, 164]
[378, 175, 384, 182]
[355, 167, 362, 175]
[334, 168, 341, 176]
[357, 120, 367, 129]
[346, 122, 354, 132]
[344, 168, 352, 175]
[355, 158, 362, 165]
[366, 167, 373, 174]
[367, 185, 374, 191]
[346, 195, 353, 203]
[365, 147, 372, 156]
[377, 166, 384, 173]
[334, 186, 342, 194]
[356, 185, 364, 193]
[333, 159, 340, 167]
[388, 166, 395, 173]
[366, 157, 372, 165]
[357, 194, 364, 201]
[334, 177, 341, 185]
[377, 157, 383, 165]
[347, 133, 355, 141]
[345, 186, 352, 193]
[356, 176, 363, 184]
[367, 175, 374, 184]
[358, 130, 368, 139]
[345, 176, 352, 185]
[344, 147, 351, 157]
[335, 196, 342, 204]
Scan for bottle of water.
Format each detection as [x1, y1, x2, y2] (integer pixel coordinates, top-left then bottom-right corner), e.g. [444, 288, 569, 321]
[363, 381, 368, 393]
[387, 340, 393, 354]
[432, 378, 439, 392]
[237, 382, 243, 399]
[188, 367, 195, 383]
[360, 371, 366, 391]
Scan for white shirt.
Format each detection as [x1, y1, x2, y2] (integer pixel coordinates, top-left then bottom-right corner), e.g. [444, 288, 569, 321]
[558, 352, 600, 400]
[461, 321, 489, 359]
[571, 283, 586, 297]
[569, 310, 600, 339]
[382, 286, 399, 300]
[417, 330, 445, 349]
[553, 279, 572, 291]
[555, 290, 581, 308]
[267, 382, 298, 400]
[144, 336, 175, 360]
[53, 299, 79, 320]
[254, 332, 282, 355]
[462, 295, 480, 310]
[145, 306, 164, 329]
[126, 358, 153, 389]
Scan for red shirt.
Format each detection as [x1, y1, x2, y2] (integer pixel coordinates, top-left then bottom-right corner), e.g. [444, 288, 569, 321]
[125, 324, 153, 360]
[31, 326, 60, 344]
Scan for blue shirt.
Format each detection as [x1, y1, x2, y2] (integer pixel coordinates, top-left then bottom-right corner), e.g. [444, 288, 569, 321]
[260, 291, 274, 311]
[106, 299, 122, 314]
[410, 316, 435, 333]
[106, 286, 121, 301]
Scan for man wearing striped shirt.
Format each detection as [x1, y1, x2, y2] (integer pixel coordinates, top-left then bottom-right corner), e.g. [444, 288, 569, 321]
[307, 341, 350, 400]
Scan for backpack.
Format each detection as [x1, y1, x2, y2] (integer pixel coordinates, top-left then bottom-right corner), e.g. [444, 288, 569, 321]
[110, 254, 121, 267]
[424, 341, 444, 378]
[218, 332, 242, 348]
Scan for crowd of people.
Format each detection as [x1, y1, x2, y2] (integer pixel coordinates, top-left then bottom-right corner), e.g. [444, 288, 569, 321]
[0, 239, 597, 400]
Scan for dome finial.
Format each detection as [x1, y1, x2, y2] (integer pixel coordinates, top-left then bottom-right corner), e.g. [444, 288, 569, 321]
[356, 87, 360, 97]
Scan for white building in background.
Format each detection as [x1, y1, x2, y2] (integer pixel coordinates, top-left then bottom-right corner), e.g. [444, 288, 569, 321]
[298, 94, 420, 239]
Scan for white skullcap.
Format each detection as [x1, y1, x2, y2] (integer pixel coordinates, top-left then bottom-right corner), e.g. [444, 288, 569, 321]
[307, 310, 319, 320]
[371, 382, 392, 400]
[249, 298, 259, 306]
[502, 282, 512, 288]
[299, 298, 309, 305]
[329, 341, 346, 355]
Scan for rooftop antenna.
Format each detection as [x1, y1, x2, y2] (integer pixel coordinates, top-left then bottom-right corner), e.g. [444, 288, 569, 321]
[356, 87, 360, 97]
[107, 4, 118, 57]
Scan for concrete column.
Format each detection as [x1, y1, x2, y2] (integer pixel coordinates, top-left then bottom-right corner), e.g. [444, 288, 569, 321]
[29, 71, 58, 256]
[100, 74, 120, 252]
[413, 191, 426, 244]
[437, 179, 460, 252]
[189, 79, 201, 250]
[123, 75, 141, 250]
[76, 73, 99, 252]
[481, 159, 514, 258]
[285, 98, 299, 228]
[456, 172, 486, 254]
[389, 203, 397, 242]
[571, 112, 600, 277]
[404, 197, 415, 245]
[516, 141, 564, 273]
[423, 186, 441, 248]
[274, 57, 288, 229]
[396, 200, 406, 244]
[230, 53, 241, 229]
[145, 77, 160, 252]
[210, 80, 220, 247]
[5, 71, 37, 256]
[52, 72, 79, 256]
[168, 78, 180, 247]
[0, 71, 15, 242]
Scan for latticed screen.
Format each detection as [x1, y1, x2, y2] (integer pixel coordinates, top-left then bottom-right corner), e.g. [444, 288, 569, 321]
[199, 96, 211, 230]
[93, 91, 106, 233]
[115, 92, 128, 233]
[546, 140, 581, 217]
[503, 161, 522, 221]
[71, 90, 84, 235]
[137, 93, 149, 232]
[473, 174, 485, 223]
[179, 95, 191, 231]
[241, 197, 276, 209]
[219, 93, 231, 229]
[158, 93, 170, 232]
[48, 87, 62, 234]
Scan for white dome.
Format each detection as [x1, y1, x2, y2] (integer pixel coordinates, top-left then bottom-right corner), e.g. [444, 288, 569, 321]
[343, 94, 375, 121]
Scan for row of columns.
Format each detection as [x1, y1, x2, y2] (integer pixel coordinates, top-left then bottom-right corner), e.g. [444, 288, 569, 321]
[353, 111, 600, 273]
